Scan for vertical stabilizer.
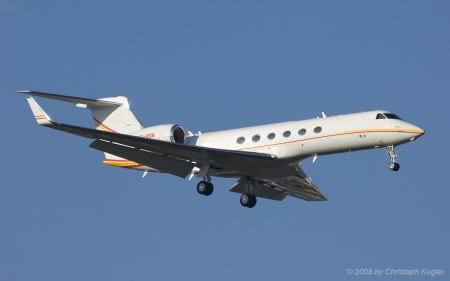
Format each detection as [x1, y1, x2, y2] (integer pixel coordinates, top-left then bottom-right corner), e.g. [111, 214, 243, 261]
[88, 96, 143, 133]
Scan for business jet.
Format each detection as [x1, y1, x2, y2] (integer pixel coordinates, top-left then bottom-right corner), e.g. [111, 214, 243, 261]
[18, 91, 425, 208]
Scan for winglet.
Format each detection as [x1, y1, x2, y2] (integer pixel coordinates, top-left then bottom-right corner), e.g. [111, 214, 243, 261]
[26, 96, 52, 126]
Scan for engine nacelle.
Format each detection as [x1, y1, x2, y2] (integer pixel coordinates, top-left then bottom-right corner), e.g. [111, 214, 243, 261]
[131, 124, 186, 144]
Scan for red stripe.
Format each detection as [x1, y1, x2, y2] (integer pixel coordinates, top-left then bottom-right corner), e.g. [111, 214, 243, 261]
[238, 129, 422, 151]
[121, 164, 145, 169]
[93, 116, 117, 133]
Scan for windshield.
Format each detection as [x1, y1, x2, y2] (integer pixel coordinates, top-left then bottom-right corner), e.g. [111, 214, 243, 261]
[384, 113, 403, 120]
[376, 113, 403, 120]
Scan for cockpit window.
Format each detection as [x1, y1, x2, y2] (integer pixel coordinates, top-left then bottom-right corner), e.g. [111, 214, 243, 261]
[384, 113, 403, 120]
[376, 113, 403, 120]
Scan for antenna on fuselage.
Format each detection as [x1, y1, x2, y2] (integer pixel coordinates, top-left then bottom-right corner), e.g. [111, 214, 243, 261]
[322, 112, 327, 118]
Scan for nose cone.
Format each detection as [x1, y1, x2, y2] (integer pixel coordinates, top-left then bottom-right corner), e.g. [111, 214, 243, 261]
[408, 124, 425, 141]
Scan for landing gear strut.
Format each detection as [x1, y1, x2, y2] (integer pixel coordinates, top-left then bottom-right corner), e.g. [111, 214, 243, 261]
[197, 175, 214, 196]
[239, 177, 258, 208]
[386, 145, 400, 171]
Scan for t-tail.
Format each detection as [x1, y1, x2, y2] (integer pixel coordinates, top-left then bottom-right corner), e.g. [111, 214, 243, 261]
[17, 90, 143, 133]
[18, 90, 144, 167]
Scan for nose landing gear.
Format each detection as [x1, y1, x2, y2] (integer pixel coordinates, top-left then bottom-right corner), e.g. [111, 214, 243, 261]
[386, 145, 400, 171]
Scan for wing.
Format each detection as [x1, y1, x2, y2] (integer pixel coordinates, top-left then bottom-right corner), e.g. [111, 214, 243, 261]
[229, 165, 327, 201]
[25, 96, 327, 202]
[25, 96, 277, 177]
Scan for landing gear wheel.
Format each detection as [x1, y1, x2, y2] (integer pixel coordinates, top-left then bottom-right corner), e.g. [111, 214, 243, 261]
[389, 162, 400, 171]
[204, 183, 214, 196]
[240, 193, 257, 208]
[197, 181, 207, 194]
[197, 181, 214, 196]
[248, 195, 257, 208]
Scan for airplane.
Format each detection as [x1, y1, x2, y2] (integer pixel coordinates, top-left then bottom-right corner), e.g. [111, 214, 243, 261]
[17, 90, 425, 208]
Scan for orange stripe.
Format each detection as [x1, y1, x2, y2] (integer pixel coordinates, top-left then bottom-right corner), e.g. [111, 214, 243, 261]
[93, 117, 116, 132]
[238, 128, 424, 151]
[103, 159, 144, 168]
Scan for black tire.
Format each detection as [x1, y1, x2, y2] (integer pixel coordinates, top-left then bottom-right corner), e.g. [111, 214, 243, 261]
[240, 193, 256, 208]
[389, 162, 400, 171]
[197, 181, 208, 195]
[204, 183, 214, 196]
[240, 193, 251, 207]
[248, 195, 257, 208]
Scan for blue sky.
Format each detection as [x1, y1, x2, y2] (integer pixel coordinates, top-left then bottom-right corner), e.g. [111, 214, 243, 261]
[1, 1, 449, 280]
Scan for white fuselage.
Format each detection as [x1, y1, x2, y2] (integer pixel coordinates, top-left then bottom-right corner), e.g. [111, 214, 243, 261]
[189, 110, 424, 163]
[126, 110, 424, 174]
[21, 91, 424, 181]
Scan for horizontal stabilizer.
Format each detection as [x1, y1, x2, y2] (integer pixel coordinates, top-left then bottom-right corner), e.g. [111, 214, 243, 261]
[17, 90, 122, 107]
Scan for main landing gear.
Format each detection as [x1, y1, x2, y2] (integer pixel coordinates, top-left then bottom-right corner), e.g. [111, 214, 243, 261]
[239, 177, 258, 208]
[196, 175, 258, 208]
[386, 145, 400, 171]
[197, 176, 214, 196]
[240, 193, 257, 208]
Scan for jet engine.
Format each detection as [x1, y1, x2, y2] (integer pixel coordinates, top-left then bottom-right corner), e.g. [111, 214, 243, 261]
[132, 124, 186, 144]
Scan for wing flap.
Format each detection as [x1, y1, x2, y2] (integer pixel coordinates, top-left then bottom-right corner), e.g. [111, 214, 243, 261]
[255, 166, 328, 201]
[229, 177, 287, 201]
[90, 140, 195, 178]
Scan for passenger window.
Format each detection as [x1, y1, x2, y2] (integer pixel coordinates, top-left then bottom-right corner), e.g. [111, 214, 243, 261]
[252, 135, 261, 142]
[314, 126, 322, 134]
[237, 137, 245, 144]
[283, 131, 291, 138]
[298, 129, 306, 136]
[376, 114, 386, 119]
[267, 133, 276, 140]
